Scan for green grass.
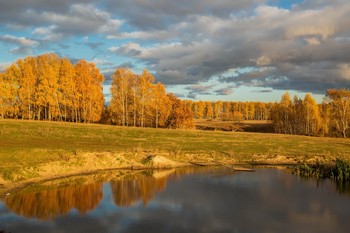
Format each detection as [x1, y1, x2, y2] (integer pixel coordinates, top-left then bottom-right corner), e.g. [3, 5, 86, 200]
[0, 119, 349, 181]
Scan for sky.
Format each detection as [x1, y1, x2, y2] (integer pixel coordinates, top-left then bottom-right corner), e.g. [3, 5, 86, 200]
[1, 0, 350, 103]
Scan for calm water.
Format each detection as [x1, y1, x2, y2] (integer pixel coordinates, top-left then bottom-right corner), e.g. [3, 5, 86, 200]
[1, 167, 350, 233]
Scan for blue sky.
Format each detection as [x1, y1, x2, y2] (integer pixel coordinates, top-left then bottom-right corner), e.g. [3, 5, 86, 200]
[1, 0, 349, 103]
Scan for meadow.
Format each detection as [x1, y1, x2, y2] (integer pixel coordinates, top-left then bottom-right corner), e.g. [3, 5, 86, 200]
[0, 119, 349, 191]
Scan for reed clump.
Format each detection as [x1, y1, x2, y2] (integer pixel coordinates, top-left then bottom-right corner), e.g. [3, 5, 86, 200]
[293, 159, 350, 181]
[332, 159, 350, 181]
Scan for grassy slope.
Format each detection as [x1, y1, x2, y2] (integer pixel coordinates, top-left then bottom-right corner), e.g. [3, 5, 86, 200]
[0, 119, 349, 184]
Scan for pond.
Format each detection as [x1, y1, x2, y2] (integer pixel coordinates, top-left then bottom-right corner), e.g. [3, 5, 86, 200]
[1, 167, 350, 233]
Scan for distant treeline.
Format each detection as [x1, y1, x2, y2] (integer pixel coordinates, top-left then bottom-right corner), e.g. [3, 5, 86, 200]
[185, 89, 350, 138]
[184, 100, 273, 121]
[1, 53, 349, 137]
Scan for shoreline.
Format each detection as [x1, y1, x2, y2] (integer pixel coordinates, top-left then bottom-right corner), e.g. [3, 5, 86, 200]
[1, 152, 346, 198]
[0, 153, 278, 197]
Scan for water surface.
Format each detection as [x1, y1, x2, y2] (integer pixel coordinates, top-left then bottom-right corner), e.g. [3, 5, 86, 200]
[1, 167, 350, 233]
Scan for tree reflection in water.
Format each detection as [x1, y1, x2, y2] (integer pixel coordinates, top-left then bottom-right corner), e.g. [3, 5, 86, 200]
[1, 167, 238, 220]
[110, 173, 168, 207]
[5, 183, 104, 220]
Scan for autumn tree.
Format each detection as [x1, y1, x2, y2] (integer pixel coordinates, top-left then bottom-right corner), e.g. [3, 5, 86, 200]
[109, 68, 191, 129]
[319, 102, 331, 136]
[74, 60, 104, 123]
[326, 89, 350, 138]
[205, 102, 214, 119]
[152, 83, 170, 128]
[271, 93, 321, 136]
[255, 102, 267, 120]
[1, 64, 20, 118]
[138, 69, 155, 127]
[271, 92, 293, 134]
[129, 73, 140, 127]
[302, 93, 321, 136]
[0, 53, 105, 122]
[196, 101, 205, 119]
[221, 102, 230, 120]
[166, 93, 194, 129]
[36, 54, 62, 121]
[58, 58, 76, 122]
[291, 96, 304, 134]
[17, 57, 37, 120]
[110, 67, 132, 126]
[214, 101, 223, 119]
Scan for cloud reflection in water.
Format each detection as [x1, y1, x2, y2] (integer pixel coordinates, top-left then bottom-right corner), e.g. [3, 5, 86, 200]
[1, 167, 350, 233]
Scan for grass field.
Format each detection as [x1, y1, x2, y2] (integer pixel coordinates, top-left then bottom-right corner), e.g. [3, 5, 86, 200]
[0, 119, 349, 189]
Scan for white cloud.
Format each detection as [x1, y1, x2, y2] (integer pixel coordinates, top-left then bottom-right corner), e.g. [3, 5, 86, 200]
[32, 27, 51, 35]
[90, 58, 113, 66]
[0, 35, 38, 46]
[0, 35, 38, 55]
[22, 4, 122, 41]
[32, 25, 63, 41]
[256, 56, 272, 66]
[215, 87, 234, 95]
[8, 47, 34, 55]
[107, 30, 176, 41]
[337, 63, 350, 80]
[109, 43, 143, 56]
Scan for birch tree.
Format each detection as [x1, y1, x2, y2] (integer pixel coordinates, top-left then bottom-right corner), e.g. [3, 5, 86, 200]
[326, 89, 350, 138]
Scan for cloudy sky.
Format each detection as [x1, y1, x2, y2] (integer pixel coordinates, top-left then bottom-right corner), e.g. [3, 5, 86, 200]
[1, 0, 349, 103]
